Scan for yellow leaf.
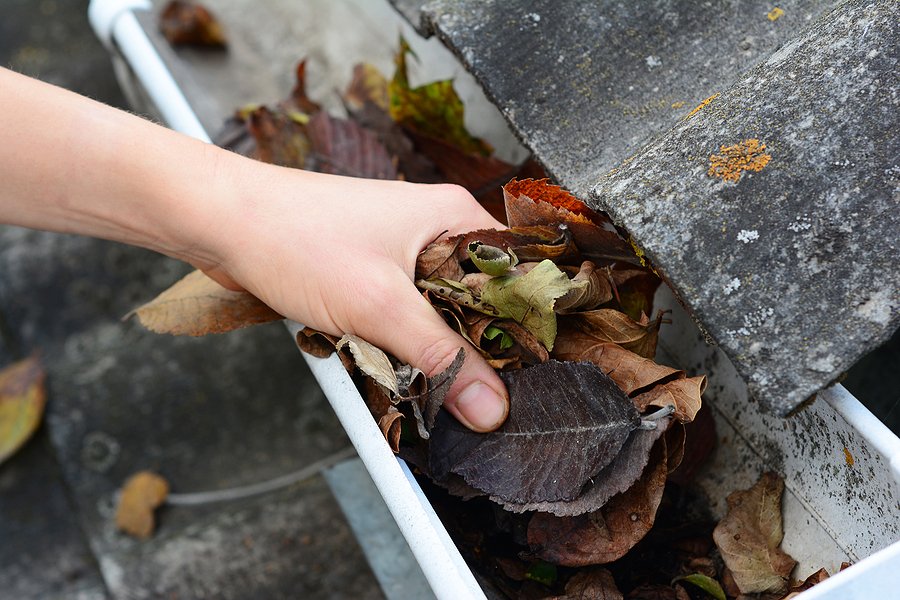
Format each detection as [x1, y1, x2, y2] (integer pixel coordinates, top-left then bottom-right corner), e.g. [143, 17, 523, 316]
[115, 471, 170, 539]
[128, 270, 282, 336]
[389, 37, 492, 156]
[0, 356, 46, 465]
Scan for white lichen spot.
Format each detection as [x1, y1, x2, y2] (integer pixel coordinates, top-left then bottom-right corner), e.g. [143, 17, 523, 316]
[809, 355, 837, 373]
[723, 277, 741, 295]
[646, 55, 662, 69]
[526, 12, 541, 23]
[856, 288, 894, 326]
[737, 229, 760, 243]
[788, 215, 812, 232]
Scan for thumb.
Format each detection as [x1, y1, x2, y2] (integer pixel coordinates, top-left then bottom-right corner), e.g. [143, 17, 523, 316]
[359, 276, 509, 433]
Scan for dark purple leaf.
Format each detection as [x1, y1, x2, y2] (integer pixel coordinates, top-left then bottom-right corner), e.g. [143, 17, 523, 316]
[429, 360, 640, 504]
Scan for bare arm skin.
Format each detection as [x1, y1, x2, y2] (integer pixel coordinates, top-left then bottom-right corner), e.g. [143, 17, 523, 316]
[0, 67, 509, 432]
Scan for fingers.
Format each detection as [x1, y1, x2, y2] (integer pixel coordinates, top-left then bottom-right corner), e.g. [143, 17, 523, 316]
[360, 274, 509, 432]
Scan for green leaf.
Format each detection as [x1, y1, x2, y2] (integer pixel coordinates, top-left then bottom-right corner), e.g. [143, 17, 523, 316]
[389, 37, 492, 156]
[467, 242, 518, 276]
[483, 325, 514, 351]
[524, 561, 558, 586]
[672, 574, 727, 600]
[481, 260, 576, 351]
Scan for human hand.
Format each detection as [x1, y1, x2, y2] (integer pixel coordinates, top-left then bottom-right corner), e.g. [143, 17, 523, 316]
[189, 157, 510, 432]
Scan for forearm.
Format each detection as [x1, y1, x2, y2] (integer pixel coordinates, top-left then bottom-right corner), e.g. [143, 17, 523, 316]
[0, 67, 237, 267]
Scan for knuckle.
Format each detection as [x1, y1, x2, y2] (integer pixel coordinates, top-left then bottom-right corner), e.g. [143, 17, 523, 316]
[417, 339, 466, 377]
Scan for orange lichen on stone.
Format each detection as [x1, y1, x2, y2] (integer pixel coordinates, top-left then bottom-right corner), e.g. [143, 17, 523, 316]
[685, 93, 719, 119]
[768, 7, 785, 21]
[707, 138, 772, 182]
[671, 100, 686, 109]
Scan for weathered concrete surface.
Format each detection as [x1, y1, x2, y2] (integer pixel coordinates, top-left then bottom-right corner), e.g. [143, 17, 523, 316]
[591, 0, 899, 413]
[0, 434, 108, 600]
[419, 0, 839, 198]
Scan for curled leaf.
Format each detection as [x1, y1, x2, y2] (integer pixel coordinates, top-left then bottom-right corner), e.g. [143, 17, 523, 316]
[712, 472, 797, 595]
[295, 327, 339, 359]
[336, 334, 398, 395]
[115, 471, 170, 539]
[0, 356, 46, 465]
[671, 574, 726, 600]
[556, 309, 662, 359]
[555, 262, 614, 313]
[128, 270, 282, 336]
[467, 242, 518, 276]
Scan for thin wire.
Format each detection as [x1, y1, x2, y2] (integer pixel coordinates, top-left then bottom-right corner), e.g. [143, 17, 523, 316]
[166, 446, 358, 506]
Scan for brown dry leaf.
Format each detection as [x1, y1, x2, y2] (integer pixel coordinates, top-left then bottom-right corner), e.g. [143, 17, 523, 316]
[548, 569, 623, 600]
[780, 567, 829, 599]
[503, 178, 637, 264]
[246, 106, 311, 169]
[295, 327, 339, 359]
[378, 407, 403, 453]
[528, 436, 668, 566]
[306, 110, 397, 179]
[552, 341, 700, 422]
[344, 63, 389, 112]
[129, 270, 281, 336]
[632, 375, 706, 423]
[336, 334, 398, 395]
[712, 472, 797, 595]
[159, 0, 227, 48]
[557, 309, 662, 359]
[0, 356, 46, 465]
[115, 471, 170, 539]
[555, 262, 615, 313]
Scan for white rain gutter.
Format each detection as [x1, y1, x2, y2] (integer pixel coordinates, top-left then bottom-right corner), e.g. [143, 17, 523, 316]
[87, 1, 484, 597]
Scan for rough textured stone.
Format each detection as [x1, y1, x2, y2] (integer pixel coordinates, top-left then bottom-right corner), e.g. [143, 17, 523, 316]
[419, 0, 839, 197]
[591, 0, 898, 414]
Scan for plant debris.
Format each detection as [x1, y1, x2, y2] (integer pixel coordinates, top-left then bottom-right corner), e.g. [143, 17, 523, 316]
[159, 0, 227, 48]
[115, 471, 170, 539]
[0, 356, 46, 466]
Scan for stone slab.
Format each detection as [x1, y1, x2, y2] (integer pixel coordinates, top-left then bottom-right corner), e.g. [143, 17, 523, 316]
[591, 0, 899, 414]
[419, 0, 838, 198]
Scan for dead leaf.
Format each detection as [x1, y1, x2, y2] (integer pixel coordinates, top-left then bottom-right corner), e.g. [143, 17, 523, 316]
[528, 435, 668, 565]
[295, 327, 339, 359]
[306, 110, 397, 179]
[503, 179, 637, 264]
[0, 356, 46, 465]
[548, 568, 623, 600]
[668, 404, 716, 486]
[555, 262, 615, 314]
[128, 270, 282, 336]
[389, 37, 492, 156]
[344, 63, 389, 112]
[115, 471, 170, 539]
[780, 567, 829, 599]
[246, 106, 311, 168]
[159, 0, 227, 48]
[557, 309, 662, 359]
[498, 416, 671, 516]
[378, 407, 403, 453]
[429, 360, 639, 504]
[285, 60, 322, 115]
[336, 334, 398, 395]
[481, 260, 578, 350]
[712, 472, 797, 595]
[552, 341, 701, 422]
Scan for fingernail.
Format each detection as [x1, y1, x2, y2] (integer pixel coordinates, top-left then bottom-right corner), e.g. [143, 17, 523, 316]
[455, 382, 509, 432]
